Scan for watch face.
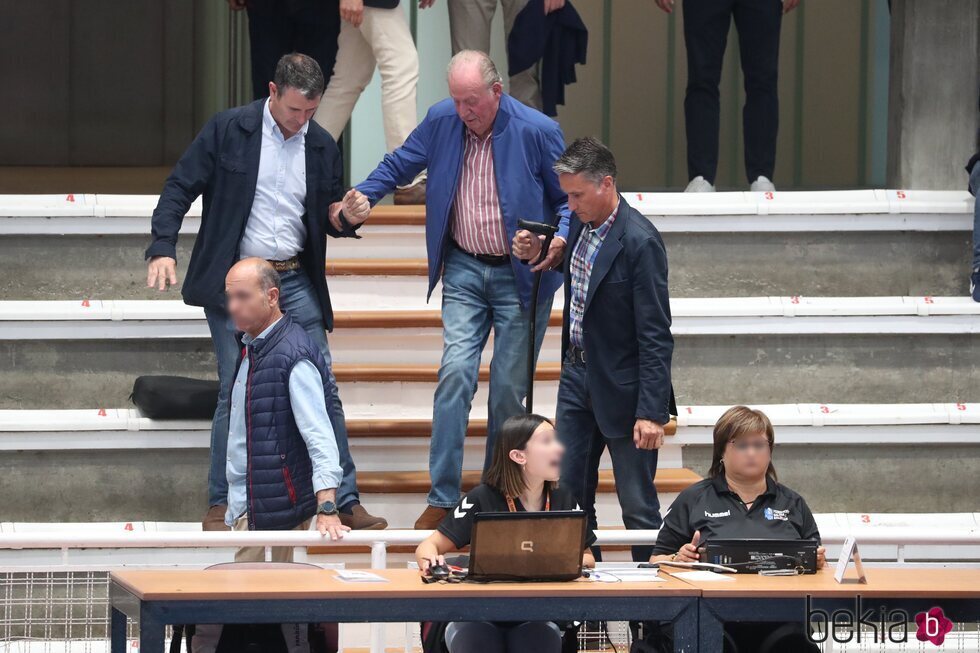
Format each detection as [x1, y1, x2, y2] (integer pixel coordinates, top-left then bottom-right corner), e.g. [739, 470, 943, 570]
[318, 501, 337, 514]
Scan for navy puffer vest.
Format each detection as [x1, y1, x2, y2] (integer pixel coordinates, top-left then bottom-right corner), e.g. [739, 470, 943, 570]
[236, 313, 330, 530]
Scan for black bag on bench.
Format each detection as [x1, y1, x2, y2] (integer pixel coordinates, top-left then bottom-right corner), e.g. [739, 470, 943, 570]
[130, 375, 220, 420]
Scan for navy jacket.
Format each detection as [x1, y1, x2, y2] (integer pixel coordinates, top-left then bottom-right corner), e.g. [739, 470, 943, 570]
[145, 99, 354, 330]
[561, 195, 675, 433]
[507, 0, 588, 117]
[355, 94, 570, 308]
[237, 313, 330, 531]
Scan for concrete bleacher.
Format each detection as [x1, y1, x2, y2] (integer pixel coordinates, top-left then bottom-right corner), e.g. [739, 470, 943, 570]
[1, 191, 979, 527]
[1, 190, 974, 300]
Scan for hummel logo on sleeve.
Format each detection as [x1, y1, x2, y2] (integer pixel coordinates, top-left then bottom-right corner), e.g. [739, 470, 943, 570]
[454, 497, 474, 519]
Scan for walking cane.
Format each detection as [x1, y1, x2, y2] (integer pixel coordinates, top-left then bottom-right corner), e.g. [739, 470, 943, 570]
[517, 218, 559, 414]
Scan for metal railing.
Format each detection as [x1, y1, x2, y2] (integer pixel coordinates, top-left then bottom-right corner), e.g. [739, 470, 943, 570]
[3, 528, 980, 653]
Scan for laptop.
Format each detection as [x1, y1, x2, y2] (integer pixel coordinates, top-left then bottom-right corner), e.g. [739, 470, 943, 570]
[467, 511, 587, 582]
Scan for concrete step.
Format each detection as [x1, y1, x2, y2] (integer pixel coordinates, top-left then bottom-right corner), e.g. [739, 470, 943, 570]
[3, 296, 980, 407]
[0, 190, 973, 299]
[0, 437, 698, 525]
[1, 231, 970, 300]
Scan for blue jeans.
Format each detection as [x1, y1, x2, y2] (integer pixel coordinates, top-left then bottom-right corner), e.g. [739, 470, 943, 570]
[971, 164, 980, 269]
[556, 357, 661, 562]
[427, 246, 552, 508]
[203, 268, 359, 509]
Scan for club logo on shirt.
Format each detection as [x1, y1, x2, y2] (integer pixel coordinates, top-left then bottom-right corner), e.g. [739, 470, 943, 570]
[454, 497, 474, 519]
[764, 507, 790, 521]
[704, 509, 731, 519]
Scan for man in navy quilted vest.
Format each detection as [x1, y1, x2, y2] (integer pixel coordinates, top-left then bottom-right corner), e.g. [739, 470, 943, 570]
[223, 257, 349, 561]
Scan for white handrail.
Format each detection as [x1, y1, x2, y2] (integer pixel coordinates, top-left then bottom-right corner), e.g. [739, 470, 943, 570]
[2, 527, 980, 549]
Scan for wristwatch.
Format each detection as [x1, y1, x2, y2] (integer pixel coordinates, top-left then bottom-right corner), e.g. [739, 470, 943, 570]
[317, 501, 339, 516]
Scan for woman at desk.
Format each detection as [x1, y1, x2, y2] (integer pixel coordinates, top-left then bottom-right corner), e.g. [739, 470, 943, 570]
[650, 405, 827, 653]
[415, 414, 596, 653]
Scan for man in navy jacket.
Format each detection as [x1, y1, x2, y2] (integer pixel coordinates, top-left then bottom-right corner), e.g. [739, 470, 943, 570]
[513, 137, 674, 562]
[145, 53, 386, 532]
[338, 50, 571, 529]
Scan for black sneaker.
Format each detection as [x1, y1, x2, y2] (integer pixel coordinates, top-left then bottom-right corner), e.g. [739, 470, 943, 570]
[972, 268, 980, 302]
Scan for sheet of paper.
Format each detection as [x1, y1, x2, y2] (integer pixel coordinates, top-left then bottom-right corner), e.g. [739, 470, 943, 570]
[672, 570, 735, 582]
[590, 569, 666, 583]
[334, 570, 388, 583]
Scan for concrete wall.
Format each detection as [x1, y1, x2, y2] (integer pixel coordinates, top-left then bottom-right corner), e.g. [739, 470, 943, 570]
[887, 0, 980, 189]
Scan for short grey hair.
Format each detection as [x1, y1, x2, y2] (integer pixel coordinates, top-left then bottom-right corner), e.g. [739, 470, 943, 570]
[553, 137, 618, 185]
[257, 263, 281, 295]
[447, 50, 503, 88]
[273, 53, 325, 99]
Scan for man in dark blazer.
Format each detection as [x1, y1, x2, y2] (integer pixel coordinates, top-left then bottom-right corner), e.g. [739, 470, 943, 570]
[145, 53, 386, 532]
[512, 137, 674, 562]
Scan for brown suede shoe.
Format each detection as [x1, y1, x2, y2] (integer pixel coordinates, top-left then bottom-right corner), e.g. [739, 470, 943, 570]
[394, 180, 426, 205]
[202, 504, 230, 531]
[414, 505, 449, 530]
[339, 504, 388, 530]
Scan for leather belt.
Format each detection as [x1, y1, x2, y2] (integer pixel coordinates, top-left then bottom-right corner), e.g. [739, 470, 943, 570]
[450, 239, 510, 266]
[268, 256, 301, 272]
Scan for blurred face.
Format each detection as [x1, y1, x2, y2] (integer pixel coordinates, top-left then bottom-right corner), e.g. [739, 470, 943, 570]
[267, 83, 321, 137]
[509, 422, 565, 483]
[722, 431, 772, 480]
[559, 172, 616, 226]
[225, 266, 279, 336]
[448, 69, 501, 139]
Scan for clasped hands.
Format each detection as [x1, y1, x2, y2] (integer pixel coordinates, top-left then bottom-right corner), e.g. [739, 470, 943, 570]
[329, 189, 371, 233]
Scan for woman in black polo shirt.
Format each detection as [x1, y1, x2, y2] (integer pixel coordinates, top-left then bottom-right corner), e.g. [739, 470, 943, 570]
[650, 405, 826, 653]
[415, 414, 596, 653]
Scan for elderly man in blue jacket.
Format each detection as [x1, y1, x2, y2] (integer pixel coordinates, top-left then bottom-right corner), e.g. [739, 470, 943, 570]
[337, 50, 570, 529]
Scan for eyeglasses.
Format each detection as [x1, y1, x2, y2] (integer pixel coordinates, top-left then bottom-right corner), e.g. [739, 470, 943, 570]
[728, 439, 770, 453]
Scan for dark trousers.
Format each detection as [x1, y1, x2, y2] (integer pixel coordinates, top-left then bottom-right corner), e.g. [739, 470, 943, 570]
[246, 0, 341, 100]
[682, 0, 783, 184]
[556, 356, 661, 562]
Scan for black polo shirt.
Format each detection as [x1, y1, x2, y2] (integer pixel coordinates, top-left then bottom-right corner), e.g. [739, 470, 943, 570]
[438, 483, 598, 550]
[651, 475, 820, 556]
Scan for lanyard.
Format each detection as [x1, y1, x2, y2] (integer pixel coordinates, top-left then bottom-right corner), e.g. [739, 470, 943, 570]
[506, 491, 550, 513]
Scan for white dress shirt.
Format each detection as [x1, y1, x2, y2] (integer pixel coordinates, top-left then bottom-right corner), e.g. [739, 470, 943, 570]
[239, 99, 309, 261]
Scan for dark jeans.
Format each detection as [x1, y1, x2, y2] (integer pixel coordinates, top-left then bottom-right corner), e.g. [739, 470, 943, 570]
[683, 0, 783, 184]
[245, 0, 341, 100]
[556, 356, 661, 562]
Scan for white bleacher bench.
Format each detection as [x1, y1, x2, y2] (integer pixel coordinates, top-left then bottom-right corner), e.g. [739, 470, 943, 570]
[0, 190, 972, 235]
[2, 404, 979, 451]
[2, 297, 980, 340]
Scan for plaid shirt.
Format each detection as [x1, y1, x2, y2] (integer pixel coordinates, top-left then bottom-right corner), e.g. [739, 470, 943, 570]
[568, 201, 620, 350]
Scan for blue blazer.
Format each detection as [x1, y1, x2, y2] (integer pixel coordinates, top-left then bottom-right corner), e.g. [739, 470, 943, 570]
[561, 195, 675, 432]
[354, 94, 571, 307]
[146, 99, 353, 330]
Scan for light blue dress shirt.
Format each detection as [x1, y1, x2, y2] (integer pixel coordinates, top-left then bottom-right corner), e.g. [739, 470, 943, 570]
[225, 316, 344, 527]
[239, 99, 309, 261]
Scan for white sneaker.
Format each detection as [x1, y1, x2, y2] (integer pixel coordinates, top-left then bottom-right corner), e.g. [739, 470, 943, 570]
[684, 176, 715, 192]
[750, 176, 776, 192]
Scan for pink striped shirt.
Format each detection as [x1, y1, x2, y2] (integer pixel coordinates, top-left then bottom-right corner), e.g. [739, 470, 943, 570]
[451, 129, 508, 256]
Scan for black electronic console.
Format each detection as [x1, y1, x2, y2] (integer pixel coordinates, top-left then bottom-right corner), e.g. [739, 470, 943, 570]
[698, 538, 820, 574]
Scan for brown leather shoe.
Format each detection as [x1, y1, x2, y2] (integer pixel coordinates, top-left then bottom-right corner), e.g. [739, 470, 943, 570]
[202, 504, 230, 531]
[394, 180, 426, 205]
[414, 505, 449, 530]
[339, 504, 388, 530]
